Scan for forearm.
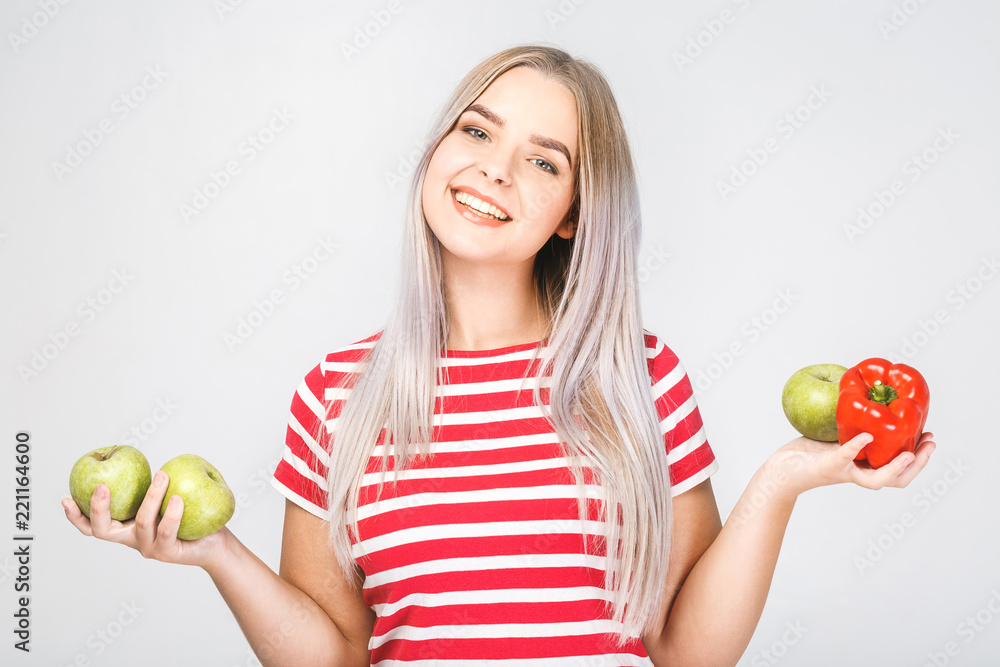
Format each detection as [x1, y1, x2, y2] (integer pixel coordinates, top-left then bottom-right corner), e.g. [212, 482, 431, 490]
[652, 463, 796, 666]
[203, 531, 367, 667]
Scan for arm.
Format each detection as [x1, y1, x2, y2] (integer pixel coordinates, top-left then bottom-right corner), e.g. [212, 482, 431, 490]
[63, 473, 373, 666]
[643, 431, 936, 667]
[203, 500, 374, 666]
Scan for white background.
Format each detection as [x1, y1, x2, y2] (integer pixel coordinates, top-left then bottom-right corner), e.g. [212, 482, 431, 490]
[1, 1, 998, 665]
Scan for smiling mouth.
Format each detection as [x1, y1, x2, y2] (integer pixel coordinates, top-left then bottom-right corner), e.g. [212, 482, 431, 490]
[452, 189, 511, 221]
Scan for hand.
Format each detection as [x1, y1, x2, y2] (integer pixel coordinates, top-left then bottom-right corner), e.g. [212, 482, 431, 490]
[61, 470, 230, 570]
[766, 431, 937, 500]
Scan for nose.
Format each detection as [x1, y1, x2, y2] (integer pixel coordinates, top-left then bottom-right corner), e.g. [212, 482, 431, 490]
[478, 145, 513, 185]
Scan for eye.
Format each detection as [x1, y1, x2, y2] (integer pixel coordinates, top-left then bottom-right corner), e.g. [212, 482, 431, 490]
[461, 126, 488, 141]
[532, 158, 558, 175]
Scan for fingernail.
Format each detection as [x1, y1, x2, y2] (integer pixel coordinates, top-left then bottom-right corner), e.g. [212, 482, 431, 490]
[96, 485, 107, 499]
[155, 471, 166, 486]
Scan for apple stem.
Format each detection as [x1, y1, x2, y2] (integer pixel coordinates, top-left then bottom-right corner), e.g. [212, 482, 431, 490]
[868, 380, 898, 405]
[94, 445, 120, 462]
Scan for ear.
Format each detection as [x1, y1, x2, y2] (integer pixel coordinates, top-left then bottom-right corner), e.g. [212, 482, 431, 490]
[554, 215, 577, 240]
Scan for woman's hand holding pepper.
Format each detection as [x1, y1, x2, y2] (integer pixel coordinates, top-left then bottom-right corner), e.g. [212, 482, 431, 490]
[763, 431, 937, 501]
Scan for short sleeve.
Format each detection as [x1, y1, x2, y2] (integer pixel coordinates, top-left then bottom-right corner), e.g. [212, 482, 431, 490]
[271, 360, 332, 519]
[270, 332, 382, 519]
[645, 331, 719, 496]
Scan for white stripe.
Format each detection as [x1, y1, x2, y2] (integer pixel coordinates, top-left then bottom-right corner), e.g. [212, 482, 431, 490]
[270, 476, 326, 519]
[373, 431, 557, 457]
[321, 360, 369, 374]
[279, 449, 328, 494]
[288, 413, 329, 469]
[659, 394, 696, 434]
[296, 376, 328, 422]
[372, 585, 613, 617]
[323, 384, 353, 403]
[374, 656, 649, 667]
[361, 552, 606, 590]
[438, 346, 550, 367]
[651, 362, 685, 401]
[357, 518, 606, 556]
[369, 618, 627, 650]
[436, 375, 550, 396]
[671, 458, 720, 496]
[666, 426, 708, 465]
[356, 483, 605, 522]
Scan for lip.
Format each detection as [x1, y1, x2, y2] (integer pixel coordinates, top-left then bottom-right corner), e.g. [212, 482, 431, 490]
[450, 186, 512, 228]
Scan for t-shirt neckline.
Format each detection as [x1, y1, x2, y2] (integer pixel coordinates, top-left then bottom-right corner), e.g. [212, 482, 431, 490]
[441, 337, 549, 358]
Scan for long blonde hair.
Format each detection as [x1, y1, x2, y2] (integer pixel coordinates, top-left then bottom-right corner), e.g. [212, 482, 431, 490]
[323, 44, 673, 644]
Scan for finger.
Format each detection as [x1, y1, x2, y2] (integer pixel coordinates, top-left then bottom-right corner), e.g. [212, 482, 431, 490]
[889, 439, 936, 487]
[89, 484, 113, 537]
[915, 437, 936, 458]
[156, 495, 184, 543]
[134, 470, 169, 552]
[841, 432, 874, 460]
[62, 498, 94, 537]
[860, 446, 922, 488]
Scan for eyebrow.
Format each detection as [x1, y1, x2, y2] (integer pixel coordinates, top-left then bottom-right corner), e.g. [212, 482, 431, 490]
[464, 103, 573, 170]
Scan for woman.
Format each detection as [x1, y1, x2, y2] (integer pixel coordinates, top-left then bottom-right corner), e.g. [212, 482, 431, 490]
[63, 44, 936, 665]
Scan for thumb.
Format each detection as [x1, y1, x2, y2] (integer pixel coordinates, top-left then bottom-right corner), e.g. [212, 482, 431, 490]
[841, 431, 873, 459]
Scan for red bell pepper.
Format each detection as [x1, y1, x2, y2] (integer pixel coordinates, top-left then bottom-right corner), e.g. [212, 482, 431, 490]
[836, 358, 930, 469]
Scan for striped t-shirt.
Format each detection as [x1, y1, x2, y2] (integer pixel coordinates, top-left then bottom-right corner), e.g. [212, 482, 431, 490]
[271, 329, 719, 665]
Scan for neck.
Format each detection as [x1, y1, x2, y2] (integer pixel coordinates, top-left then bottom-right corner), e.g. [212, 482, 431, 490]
[441, 249, 546, 351]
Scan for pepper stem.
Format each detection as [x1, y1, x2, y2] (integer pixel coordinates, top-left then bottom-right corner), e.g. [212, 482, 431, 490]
[868, 380, 898, 405]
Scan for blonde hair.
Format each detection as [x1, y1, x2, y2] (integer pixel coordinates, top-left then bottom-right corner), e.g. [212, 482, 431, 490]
[323, 44, 673, 644]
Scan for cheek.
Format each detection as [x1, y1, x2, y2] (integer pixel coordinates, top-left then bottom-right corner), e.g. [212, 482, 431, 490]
[522, 178, 573, 225]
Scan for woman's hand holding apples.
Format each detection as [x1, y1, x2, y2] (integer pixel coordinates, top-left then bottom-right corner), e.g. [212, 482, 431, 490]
[62, 469, 232, 570]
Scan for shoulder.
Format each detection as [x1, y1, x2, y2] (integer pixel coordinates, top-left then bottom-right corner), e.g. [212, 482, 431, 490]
[642, 328, 688, 386]
[314, 330, 383, 376]
[293, 330, 384, 402]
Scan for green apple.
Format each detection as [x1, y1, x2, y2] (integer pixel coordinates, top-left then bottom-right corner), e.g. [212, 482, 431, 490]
[69, 445, 152, 520]
[781, 363, 848, 441]
[158, 454, 235, 541]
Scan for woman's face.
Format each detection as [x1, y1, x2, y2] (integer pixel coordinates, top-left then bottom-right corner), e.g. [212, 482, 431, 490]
[421, 66, 578, 267]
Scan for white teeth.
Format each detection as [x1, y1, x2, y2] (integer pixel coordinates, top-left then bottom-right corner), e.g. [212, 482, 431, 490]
[454, 190, 509, 221]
